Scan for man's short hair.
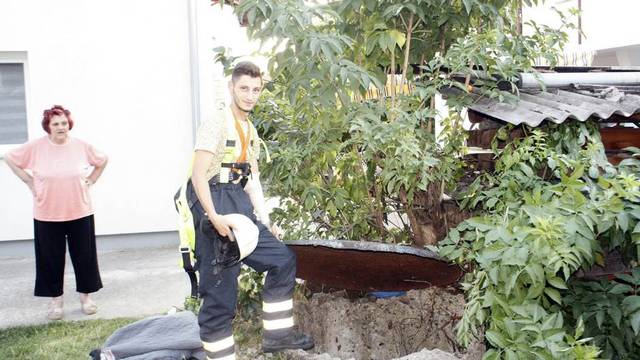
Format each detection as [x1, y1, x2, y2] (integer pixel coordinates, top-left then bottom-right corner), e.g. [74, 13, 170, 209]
[232, 61, 262, 82]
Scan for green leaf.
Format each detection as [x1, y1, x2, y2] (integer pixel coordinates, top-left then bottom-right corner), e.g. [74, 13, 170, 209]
[448, 228, 460, 243]
[525, 263, 545, 287]
[462, 0, 475, 14]
[485, 197, 499, 209]
[607, 305, 622, 328]
[547, 276, 568, 290]
[617, 273, 638, 286]
[502, 247, 529, 266]
[544, 288, 562, 304]
[388, 29, 406, 49]
[482, 349, 500, 360]
[631, 311, 640, 335]
[520, 163, 535, 178]
[570, 165, 585, 180]
[617, 212, 629, 232]
[485, 329, 507, 348]
[505, 349, 518, 360]
[575, 317, 585, 338]
[622, 296, 640, 314]
[595, 310, 605, 329]
[609, 284, 633, 295]
[505, 270, 521, 296]
[466, 218, 494, 232]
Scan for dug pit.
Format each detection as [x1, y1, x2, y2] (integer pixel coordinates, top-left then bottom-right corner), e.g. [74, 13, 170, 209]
[291, 288, 484, 360]
[278, 240, 483, 360]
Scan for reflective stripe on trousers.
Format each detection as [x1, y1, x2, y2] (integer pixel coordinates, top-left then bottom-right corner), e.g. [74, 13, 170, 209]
[192, 182, 297, 347]
[203, 335, 235, 360]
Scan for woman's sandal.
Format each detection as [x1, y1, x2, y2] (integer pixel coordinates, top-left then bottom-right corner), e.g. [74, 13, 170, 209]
[81, 300, 98, 315]
[47, 302, 64, 320]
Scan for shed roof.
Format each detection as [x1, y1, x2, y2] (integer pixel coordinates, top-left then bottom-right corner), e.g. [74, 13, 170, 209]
[468, 88, 640, 127]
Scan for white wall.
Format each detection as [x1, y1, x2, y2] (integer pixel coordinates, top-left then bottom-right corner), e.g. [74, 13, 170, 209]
[0, 0, 195, 240]
[524, 0, 640, 65]
[194, 2, 269, 122]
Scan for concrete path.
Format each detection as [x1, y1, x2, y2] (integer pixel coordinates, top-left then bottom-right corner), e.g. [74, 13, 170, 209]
[0, 246, 189, 329]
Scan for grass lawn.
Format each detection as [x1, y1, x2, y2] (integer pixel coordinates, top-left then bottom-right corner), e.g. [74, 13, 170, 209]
[0, 318, 137, 360]
[0, 316, 288, 360]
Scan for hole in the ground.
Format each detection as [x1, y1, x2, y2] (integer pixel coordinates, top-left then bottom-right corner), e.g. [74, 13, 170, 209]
[287, 240, 483, 359]
[293, 288, 485, 360]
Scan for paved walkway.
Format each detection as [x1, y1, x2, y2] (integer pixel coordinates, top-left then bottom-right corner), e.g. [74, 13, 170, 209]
[0, 246, 188, 329]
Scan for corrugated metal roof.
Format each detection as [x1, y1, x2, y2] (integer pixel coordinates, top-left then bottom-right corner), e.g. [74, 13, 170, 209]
[468, 88, 640, 127]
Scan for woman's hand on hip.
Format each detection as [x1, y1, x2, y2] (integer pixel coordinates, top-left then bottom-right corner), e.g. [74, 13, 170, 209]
[25, 177, 36, 196]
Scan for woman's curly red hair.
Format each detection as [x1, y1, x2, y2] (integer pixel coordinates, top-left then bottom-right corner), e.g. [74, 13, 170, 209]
[42, 105, 74, 133]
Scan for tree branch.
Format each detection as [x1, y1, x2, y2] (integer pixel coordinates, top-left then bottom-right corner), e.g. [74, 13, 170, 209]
[400, 12, 414, 94]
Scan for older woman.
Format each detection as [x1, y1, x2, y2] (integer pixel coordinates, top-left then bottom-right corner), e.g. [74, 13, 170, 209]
[4, 105, 108, 320]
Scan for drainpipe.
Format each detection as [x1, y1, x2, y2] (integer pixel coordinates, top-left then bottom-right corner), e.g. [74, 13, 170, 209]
[187, 0, 201, 145]
[519, 72, 640, 89]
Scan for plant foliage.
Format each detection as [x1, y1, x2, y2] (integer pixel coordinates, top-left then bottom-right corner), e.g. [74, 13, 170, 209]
[438, 121, 640, 359]
[564, 270, 640, 359]
[230, 0, 572, 246]
[213, 0, 640, 358]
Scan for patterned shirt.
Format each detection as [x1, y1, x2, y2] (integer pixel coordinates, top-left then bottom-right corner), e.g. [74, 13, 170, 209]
[194, 106, 260, 181]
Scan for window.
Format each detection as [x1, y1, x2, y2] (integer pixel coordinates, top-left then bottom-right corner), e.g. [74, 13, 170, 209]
[0, 52, 28, 148]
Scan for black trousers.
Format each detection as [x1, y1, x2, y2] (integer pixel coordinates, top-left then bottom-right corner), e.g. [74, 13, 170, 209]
[33, 215, 103, 297]
[192, 181, 296, 359]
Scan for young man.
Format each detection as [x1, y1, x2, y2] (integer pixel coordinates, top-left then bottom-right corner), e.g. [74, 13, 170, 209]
[190, 61, 314, 360]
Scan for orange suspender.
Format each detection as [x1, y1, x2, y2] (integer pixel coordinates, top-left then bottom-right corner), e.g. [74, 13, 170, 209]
[233, 117, 251, 162]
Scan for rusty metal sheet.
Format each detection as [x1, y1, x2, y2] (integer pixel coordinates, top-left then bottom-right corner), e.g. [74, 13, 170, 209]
[286, 239, 463, 292]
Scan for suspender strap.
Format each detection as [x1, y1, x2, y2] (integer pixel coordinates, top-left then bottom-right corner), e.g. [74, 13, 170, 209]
[233, 117, 251, 162]
[180, 247, 199, 298]
[175, 174, 224, 299]
[176, 176, 199, 299]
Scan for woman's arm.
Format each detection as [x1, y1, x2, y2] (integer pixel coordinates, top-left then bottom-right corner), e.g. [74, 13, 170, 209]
[5, 157, 34, 195]
[85, 157, 108, 185]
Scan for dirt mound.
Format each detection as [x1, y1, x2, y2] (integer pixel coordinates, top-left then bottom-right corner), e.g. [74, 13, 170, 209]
[293, 288, 484, 360]
[284, 348, 460, 360]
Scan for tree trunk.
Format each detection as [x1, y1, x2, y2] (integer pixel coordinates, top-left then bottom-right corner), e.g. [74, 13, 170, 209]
[402, 182, 472, 247]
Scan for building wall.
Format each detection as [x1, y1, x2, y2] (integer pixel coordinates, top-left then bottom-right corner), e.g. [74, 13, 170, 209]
[0, 0, 195, 240]
[194, 2, 269, 123]
[524, 0, 640, 66]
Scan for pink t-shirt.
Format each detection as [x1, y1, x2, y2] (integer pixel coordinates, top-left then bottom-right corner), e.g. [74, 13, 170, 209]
[7, 136, 107, 221]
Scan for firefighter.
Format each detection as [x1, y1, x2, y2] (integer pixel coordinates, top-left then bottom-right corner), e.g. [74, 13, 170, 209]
[189, 61, 314, 360]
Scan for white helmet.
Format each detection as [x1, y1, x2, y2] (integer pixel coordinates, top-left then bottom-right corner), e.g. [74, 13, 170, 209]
[224, 213, 259, 261]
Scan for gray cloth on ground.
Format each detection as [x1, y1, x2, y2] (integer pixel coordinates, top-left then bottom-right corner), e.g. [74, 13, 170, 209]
[98, 311, 206, 360]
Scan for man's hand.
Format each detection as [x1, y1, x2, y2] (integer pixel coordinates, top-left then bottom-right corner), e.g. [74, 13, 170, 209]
[208, 213, 233, 239]
[270, 224, 282, 240]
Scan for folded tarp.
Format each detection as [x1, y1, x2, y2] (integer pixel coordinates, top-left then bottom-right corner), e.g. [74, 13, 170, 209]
[90, 311, 206, 360]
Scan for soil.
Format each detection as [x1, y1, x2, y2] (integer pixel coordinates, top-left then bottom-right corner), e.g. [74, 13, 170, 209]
[287, 287, 485, 360]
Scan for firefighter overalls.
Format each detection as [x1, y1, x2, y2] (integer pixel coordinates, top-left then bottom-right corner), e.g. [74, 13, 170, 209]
[190, 107, 297, 360]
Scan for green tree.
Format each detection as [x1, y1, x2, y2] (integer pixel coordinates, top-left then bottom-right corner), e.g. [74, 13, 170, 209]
[229, 0, 571, 246]
[213, 1, 640, 358]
